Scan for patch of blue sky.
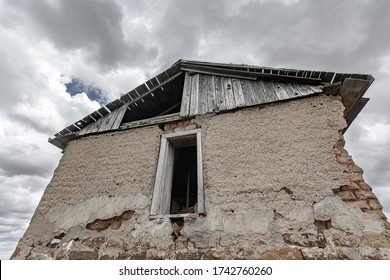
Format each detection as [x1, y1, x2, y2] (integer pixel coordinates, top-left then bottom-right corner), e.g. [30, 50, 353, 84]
[65, 78, 107, 105]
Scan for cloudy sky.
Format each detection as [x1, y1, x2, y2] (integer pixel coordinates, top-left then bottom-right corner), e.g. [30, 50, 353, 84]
[1, 0, 389, 259]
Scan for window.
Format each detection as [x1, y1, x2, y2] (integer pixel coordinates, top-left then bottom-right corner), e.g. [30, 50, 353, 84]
[150, 129, 204, 217]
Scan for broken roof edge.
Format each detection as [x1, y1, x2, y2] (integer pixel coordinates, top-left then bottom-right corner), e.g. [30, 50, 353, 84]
[48, 59, 375, 150]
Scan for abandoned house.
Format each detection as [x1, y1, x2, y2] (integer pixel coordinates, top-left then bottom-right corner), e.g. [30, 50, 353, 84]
[12, 60, 390, 260]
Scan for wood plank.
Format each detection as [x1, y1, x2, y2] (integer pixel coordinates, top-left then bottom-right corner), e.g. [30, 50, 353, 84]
[231, 78, 245, 107]
[240, 79, 257, 106]
[181, 65, 258, 80]
[189, 74, 199, 116]
[346, 97, 369, 128]
[273, 81, 291, 100]
[307, 84, 323, 93]
[258, 80, 278, 103]
[120, 113, 184, 130]
[214, 75, 226, 111]
[181, 63, 322, 83]
[48, 137, 67, 150]
[180, 73, 192, 117]
[150, 137, 168, 215]
[78, 114, 106, 135]
[96, 110, 116, 132]
[295, 84, 315, 96]
[250, 80, 267, 104]
[110, 104, 128, 130]
[196, 131, 204, 214]
[161, 142, 174, 214]
[287, 83, 305, 97]
[206, 74, 216, 112]
[339, 78, 371, 117]
[322, 82, 341, 96]
[281, 82, 301, 98]
[198, 74, 208, 114]
[223, 77, 235, 110]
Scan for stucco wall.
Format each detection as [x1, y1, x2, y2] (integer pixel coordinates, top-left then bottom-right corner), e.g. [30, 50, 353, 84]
[12, 94, 390, 259]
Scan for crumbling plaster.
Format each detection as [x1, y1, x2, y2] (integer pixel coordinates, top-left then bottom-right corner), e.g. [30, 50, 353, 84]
[12, 94, 390, 260]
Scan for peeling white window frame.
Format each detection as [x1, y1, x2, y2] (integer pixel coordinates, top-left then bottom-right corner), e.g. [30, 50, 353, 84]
[150, 129, 204, 218]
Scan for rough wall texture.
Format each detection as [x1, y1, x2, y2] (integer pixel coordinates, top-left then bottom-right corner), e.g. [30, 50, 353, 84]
[12, 94, 390, 260]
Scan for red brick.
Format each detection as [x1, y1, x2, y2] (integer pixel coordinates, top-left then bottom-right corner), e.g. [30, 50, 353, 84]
[350, 200, 370, 210]
[337, 191, 356, 201]
[354, 190, 376, 200]
[368, 199, 383, 210]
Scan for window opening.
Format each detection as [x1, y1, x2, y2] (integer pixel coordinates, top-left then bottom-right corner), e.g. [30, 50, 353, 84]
[150, 129, 204, 217]
[170, 145, 198, 214]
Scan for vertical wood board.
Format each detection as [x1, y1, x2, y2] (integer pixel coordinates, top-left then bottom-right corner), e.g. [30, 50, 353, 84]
[231, 78, 246, 107]
[214, 76, 226, 111]
[189, 74, 199, 116]
[223, 77, 235, 110]
[180, 72, 192, 117]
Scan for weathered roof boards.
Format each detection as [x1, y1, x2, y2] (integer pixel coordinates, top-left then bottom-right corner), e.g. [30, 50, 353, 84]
[49, 60, 374, 150]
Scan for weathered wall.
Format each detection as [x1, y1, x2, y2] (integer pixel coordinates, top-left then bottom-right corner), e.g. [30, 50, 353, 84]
[12, 94, 390, 259]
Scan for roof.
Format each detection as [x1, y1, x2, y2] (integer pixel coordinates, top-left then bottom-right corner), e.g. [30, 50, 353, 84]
[49, 59, 375, 150]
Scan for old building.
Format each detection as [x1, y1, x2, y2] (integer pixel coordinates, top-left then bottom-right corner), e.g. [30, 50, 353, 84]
[12, 60, 390, 259]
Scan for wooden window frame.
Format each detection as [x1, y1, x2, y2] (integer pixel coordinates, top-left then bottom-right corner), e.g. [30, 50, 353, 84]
[150, 129, 204, 218]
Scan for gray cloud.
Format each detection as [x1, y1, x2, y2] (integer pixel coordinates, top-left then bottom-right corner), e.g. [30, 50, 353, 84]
[10, 0, 158, 70]
[0, 152, 52, 177]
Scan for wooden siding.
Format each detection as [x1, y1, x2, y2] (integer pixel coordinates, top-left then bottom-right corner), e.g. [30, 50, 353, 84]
[180, 74, 323, 117]
[78, 105, 128, 136]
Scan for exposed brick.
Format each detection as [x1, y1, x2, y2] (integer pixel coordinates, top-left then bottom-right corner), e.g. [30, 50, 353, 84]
[337, 191, 356, 201]
[185, 124, 198, 131]
[362, 233, 390, 249]
[336, 155, 352, 165]
[358, 182, 372, 191]
[350, 200, 370, 210]
[183, 120, 192, 126]
[340, 183, 359, 191]
[348, 164, 363, 174]
[173, 127, 185, 133]
[348, 173, 363, 184]
[86, 210, 134, 231]
[354, 190, 376, 200]
[368, 199, 383, 210]
[164, 123, 172, 131]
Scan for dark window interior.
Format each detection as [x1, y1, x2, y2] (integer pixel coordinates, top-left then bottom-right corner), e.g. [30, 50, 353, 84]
[170, 145, 198, 214]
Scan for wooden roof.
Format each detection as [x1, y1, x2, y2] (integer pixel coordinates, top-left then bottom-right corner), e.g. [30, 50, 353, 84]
[49, 59, 375, 150]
